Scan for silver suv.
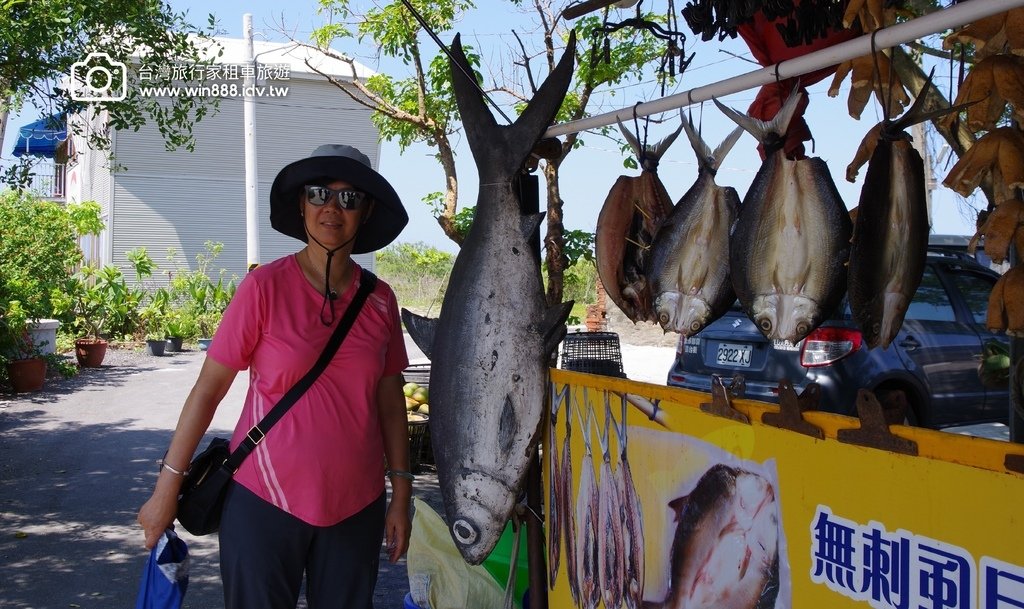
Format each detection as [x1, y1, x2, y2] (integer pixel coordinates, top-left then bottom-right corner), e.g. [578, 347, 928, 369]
[666, 246, 1010, 428]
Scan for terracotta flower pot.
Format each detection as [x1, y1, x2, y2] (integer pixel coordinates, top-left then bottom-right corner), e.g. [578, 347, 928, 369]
[74, 338, 108, 368]
[5, 357, 47, 393]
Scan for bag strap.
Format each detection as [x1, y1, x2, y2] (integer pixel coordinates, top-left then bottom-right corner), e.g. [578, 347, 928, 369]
[223, 270, 378, 472]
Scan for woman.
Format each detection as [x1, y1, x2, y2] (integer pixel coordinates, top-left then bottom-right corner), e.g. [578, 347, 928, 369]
[138, 144, 412, 609]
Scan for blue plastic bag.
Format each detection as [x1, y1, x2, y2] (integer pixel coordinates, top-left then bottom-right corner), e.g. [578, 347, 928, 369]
[135, 528, 189, 609]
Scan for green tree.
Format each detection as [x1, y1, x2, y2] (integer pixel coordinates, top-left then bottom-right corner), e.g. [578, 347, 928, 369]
[507, 1, 663, 304]
[1, 0, 221, 184]
[307, 0, 475, 244]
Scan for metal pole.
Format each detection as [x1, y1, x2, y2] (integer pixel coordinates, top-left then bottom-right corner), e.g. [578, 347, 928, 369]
[243, 14, 260, 270]
[544, 0, 1024, 139]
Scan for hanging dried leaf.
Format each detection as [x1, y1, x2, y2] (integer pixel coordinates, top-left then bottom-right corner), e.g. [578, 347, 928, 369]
[941, 55, 1024, 133]
[969, 199, 1024, 264]
[828, 51, 909, 120]
[846, 122, 885, 182]
[943, 127, 1024, 200]
[944, 9, 1024, 60]
[842, 0, 891, 31]
[987, 264, 1024, 337]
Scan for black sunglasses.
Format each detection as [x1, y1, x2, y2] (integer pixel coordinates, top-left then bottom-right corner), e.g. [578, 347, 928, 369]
[304, 185, 370, 210]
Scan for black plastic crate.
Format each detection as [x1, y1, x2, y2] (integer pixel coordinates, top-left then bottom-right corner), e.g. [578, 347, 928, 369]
[559, 331, 627, 378]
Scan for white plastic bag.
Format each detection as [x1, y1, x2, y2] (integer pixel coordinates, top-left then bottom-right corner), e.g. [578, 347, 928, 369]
[406, 497, 506, 609]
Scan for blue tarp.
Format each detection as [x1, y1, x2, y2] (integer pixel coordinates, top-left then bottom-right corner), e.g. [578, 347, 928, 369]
[12, 113, 66, 158]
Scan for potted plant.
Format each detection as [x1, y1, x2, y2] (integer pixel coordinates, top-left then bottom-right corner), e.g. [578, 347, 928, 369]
[164, 310, 190, 352]
[195, 311, 220, 351]
[139, 303, 167, 356]
[52, 266, 110, 368]
[0, 301, 47, 392]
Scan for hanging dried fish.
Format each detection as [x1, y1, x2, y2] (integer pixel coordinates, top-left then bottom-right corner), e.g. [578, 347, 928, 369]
[987, 265, 1024, 337]
[944, 9, 1024, 60]
[847, 78, 960, 349]
[717, 89, 853, 343]
[548, 385, 567, 587]
[597, 394, 625, 609]
[828, 51, 910, 120]
[575, 401, 601, 609]
[970, 199, 1024, 265]
[942, 54, 1024, 133]
[562, 399, 580, 604]
[595, 122, 681, 322]
[943, 127, 1024, 202]
[647, 115, 744, 336]
[613, 393, 645, 609]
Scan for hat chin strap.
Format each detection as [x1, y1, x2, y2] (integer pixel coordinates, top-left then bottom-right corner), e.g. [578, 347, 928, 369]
[304, 217, 358, 326]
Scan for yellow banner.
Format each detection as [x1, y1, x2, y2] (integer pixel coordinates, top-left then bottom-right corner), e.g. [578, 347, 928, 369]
[545, 370, 1024, 609]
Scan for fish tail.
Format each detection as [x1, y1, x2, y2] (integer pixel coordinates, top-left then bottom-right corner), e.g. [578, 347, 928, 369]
[714, 86, 803, 146]
[449, 32, 576, 174]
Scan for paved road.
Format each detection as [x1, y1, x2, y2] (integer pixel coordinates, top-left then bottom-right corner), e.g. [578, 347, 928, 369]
[0, 346, 439, 609]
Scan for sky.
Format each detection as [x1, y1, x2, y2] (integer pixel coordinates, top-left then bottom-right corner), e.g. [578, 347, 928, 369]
[2, 1, 986, 254]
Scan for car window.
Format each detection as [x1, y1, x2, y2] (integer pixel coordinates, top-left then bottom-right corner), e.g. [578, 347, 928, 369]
[905, 267, 956, 322]
[947, 271, 995, 324]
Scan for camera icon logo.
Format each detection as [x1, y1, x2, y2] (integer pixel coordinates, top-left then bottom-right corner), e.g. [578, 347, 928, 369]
[69, 52, 128, 101]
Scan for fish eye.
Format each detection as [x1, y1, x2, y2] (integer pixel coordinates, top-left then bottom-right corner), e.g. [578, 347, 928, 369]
[452, 519, 478, 545]
[872, 322, 881, 334]
[690, 320, 702, 333]
[758, 318, 772, 333]
[659, 312, 670, 326]
[796, 321, 810, 336]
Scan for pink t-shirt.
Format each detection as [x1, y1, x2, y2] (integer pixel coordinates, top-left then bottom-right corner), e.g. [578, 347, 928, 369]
[207, 255, 408, 526]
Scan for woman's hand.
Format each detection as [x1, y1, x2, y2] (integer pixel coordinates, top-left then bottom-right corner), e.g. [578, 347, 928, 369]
[138, 475, 181, 549]
[383, 496, 412, 563]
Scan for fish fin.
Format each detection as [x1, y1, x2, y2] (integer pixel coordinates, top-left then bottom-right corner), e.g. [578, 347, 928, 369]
[449, 31, 575, 172]
[542, 301, 574, 355]
[618, 120, 642, 158]
[651, 122, 683, 159]
[892, 68, 978, 134]
[401, 308, 436, 360]
[679, 111, 712, 164]
[498, 394, 519, 455]
[714, 86, 803, 144]
[521, 212, 546, 241]
[667, 495, 691, 521]
[449, 34, 499, 156]
[712, 126, 745, 170]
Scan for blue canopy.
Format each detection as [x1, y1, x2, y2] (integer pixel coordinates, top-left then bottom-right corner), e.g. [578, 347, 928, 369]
[12, 113, 67, 158]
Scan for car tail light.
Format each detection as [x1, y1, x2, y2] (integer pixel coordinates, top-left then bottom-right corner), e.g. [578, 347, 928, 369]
[800, 327, 862, 367]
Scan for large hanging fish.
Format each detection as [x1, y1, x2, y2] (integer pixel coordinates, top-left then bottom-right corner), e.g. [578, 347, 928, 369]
[716, 90, 852, 344]
[595, 122, 681, 323]
[401, 33, 575, 565]
[647, 115, 744, 336]
[846, 77, 964, 349]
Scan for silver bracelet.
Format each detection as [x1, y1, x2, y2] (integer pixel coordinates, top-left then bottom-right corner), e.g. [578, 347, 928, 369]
[385, 469, 415, 482]
[159, 460, 186, 476]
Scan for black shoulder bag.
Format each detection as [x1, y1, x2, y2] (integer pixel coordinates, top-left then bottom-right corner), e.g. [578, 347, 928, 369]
[176, 271, 378, 536]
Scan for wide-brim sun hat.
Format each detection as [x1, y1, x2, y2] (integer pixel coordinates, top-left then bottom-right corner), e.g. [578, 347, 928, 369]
[270, 144, 408, 254]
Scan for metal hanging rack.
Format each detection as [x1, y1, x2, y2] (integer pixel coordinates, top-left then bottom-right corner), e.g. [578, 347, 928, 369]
[544, 0, 1024, 139]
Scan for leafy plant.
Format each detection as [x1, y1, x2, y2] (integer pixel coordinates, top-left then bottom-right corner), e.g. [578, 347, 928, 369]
[0, 300, 42, 362]
[52, 249, 155, 340]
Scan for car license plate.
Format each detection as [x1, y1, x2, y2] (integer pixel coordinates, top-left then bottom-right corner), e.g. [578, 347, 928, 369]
[716, 342, 752, 367]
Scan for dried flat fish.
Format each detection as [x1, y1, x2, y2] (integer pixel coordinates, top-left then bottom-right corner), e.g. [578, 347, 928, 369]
[718, 90, 852, 343]
[648, 115, 743, 337]
[595, 123, 680, 322]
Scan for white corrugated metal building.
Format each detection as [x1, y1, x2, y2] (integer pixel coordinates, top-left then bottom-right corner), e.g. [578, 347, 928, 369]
[67, 37, 381, 282]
